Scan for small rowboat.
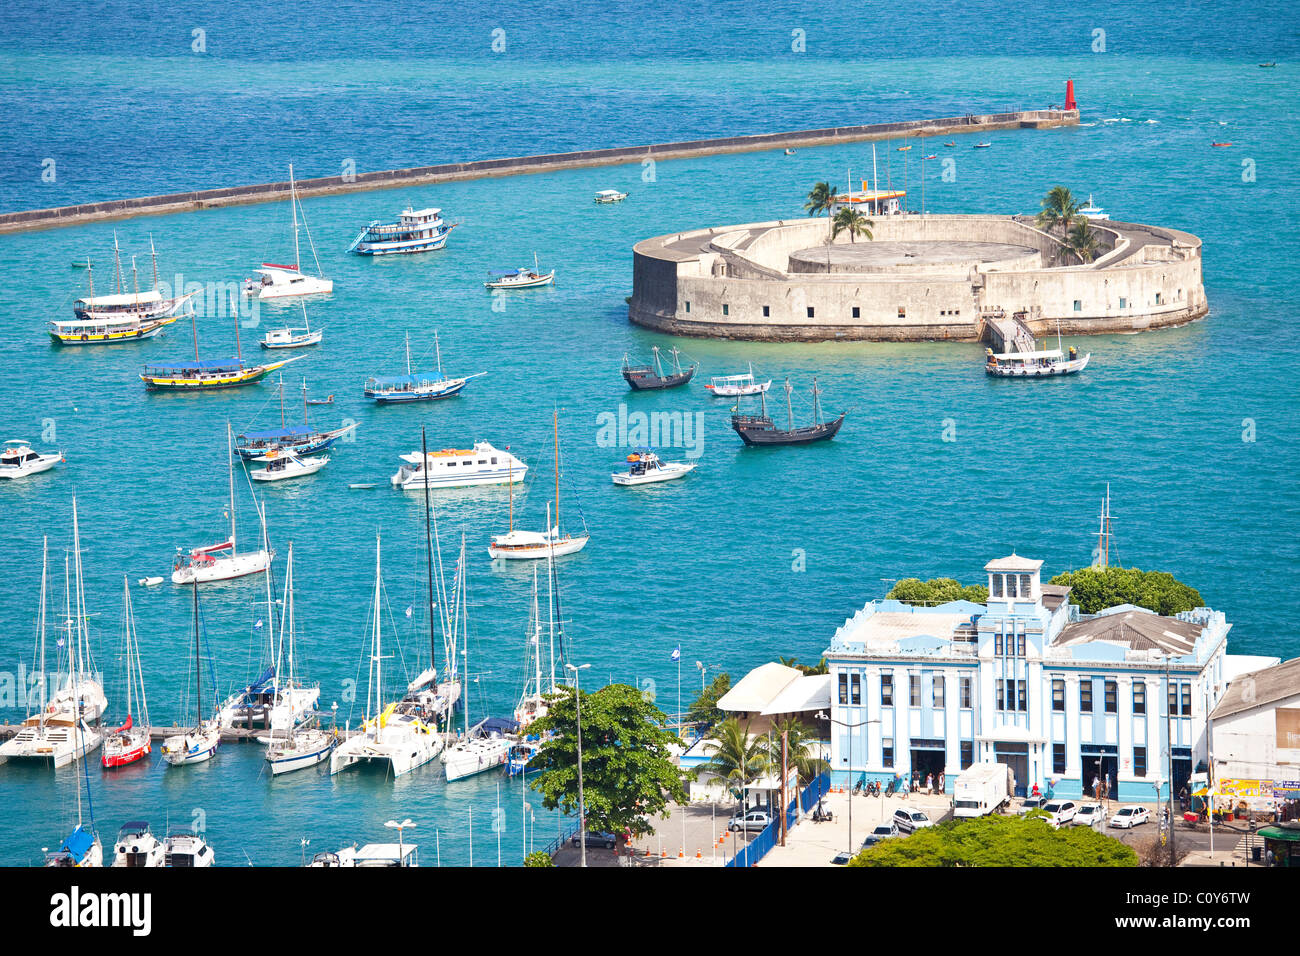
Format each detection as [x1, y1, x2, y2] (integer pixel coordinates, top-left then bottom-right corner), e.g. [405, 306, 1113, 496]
[1211, 142, 1232, 147]
[973, 142, 992, 149]
[137, 576, 164, 587]
[305, 394, 334, 406]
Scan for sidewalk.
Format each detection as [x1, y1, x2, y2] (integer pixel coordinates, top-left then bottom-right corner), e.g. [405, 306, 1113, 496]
[758, 788, 954, 867]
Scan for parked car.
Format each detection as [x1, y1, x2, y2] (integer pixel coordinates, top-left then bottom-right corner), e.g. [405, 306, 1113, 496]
[1072, 804, 1106, 828]
[728, 808, 772, 833]
[863, 823, 899, 846]
[1017, 796, 1049, 815]
[831, 840, 870, 865]
[572, 830, 619, 849]
[892, 808, 933, 833]
[1041, 800, 1077, 828]
[1110, 806, 1151, 829]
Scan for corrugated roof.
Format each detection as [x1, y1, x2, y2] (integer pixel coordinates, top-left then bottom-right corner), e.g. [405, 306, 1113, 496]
[1052, 608, 1200, 654]
[1211, 656, 1300, 721]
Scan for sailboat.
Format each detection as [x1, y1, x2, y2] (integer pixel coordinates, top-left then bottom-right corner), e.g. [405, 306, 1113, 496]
[140, 301, 304, 391]
[43, 715, 102, 867]
[484, 252, 555, 290]
[261, 300, 324, 349]
[510, 546, 566, 777]
[101, 577, 152, 768]
[488, 409, 590, 560]
[730, 377, 846, 446]
[161, 584, 222, 766]
[172, 424, 274, 584]
[363, 331, 485, 403]
[621, 346, 697, 390]
[244, 164, 333, 300]
[235, 378, 358, 460]
[330, 535, 445, 777]
[513, 567, 552, 730]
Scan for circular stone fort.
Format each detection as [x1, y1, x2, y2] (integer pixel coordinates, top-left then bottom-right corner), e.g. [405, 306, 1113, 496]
[628, 214, 1207, 341]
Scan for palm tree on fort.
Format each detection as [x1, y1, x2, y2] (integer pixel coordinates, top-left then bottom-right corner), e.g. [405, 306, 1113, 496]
[832, 207, 873, 244]
[1035, 185, 1079, 237]
[1065, 218, 1101, 264]
[804, 181, 839, 218]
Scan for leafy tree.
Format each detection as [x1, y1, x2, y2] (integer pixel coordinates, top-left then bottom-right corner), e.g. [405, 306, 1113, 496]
[528, 683, 688, 839]
[764, 715, 829, 787]
[1066, 219, 1101, 263]
[831, 206, 874, 243]
[777, 656, 829, 676]
[848, 814, 1137, 867]
[1035, 185, 1079, 236]
[1048, 567, 1203, 616]
[888, 577, 988, 605]
[523, 851, 554, 867]
[803, 181, 839, 217]
[687, 672, 731, 724]
[700, 717, 770, 815]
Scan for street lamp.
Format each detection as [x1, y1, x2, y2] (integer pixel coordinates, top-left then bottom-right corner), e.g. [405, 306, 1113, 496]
[818, 709, 881, 860]
[384, 818, 416, 867]
[565, 662, 591, 868]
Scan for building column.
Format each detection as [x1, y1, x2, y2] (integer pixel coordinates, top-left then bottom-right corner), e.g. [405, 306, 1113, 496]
[1064, 675, 1082, 782]
[1116, 675, 1132, 799]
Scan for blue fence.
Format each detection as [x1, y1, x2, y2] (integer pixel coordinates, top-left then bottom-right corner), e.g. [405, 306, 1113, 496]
[726, 771, 831, 868]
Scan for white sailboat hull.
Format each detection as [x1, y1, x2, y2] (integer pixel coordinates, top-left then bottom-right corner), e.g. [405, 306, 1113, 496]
[488, 533, 589, 561]
[250, 274, 333, 300]
[443, 736, 513, 782]
[329, 729, 444, 777]
[612, 461, 696, 486]
[172, 548, 272, 584]
[0, 720, 102, 768]
[267, 730, 336, 775]
[161, 727, 221, 765]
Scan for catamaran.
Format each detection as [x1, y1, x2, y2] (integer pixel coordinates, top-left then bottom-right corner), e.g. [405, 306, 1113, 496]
[484, 253, 555, 289]
[0, 439, 62, 479]
[390, 441, 526, 490]
[161, 584, 222, 766]
[140, 305, 304, 391]
[705, 363, 771, 397]
[330, 536, 445, 777]
[236, 379, 358, 459]
[51, 236, 195, 345]
[488, 410, 590, 560]
[347, 206, 457, 255]
[101, 578, 152, 769]
[244, 164, 333, 300]
[363, 331, 485, 403]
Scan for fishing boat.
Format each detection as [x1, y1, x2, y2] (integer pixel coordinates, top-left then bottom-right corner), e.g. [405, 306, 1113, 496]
[594, 189, 628, 203]
[261, 300, 323, 349]
[0, 439, 62, 479]
[140, 308, 303, 391]
[305, 394, 334, 406]
[236, 380, 358, 459]
[944, 141, 957, 147]
[330, 536, 445, 777]
[111, 822, 166, 867]
[101, 578, 152, 769]
[985, 321, 1090, 377]
[489, 410, 590, 560]
[622, 346, 697, 390]
[390, 441, 525, 489]
[731, 377, 846, 446]
[243, 164, 333, 300]
[485, 253, 555, 289]
[1078, 195, 1109, 220]
[163, 829, 214, 867]
[161, 584, 222, 766]
[172, 424, 273, 584]
[705, 363, 771, 397]
[347, 206, 457, 255]
[973, 142, 992, 149]
[250, 447, 329, 482]
[51, 237, 195, 346]
[611, 449, 696, 486]
[364, 331, 485, 403]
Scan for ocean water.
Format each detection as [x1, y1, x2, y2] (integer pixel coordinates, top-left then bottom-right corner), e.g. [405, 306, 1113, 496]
[0, 1, 1298, 865]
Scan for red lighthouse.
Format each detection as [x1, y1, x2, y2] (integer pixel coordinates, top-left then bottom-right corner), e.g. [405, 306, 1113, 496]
[1064, 79, 1077, 111]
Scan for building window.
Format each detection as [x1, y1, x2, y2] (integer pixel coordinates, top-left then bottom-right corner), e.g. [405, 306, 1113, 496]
[1134, 747, 1147, 778]
[850, 673, 861, 706]
[807, 306, 815, 318]
[1073, 299, 1082, 311]
[1016, 633, 1026, 656]
[991, 574, 1003, 598]
[933, 676, 944, 708]
[838, 673, 848, 705]
[685, 301, 691, 313]
[852, 306, 860, 318]
[881, 674, 893, 706]
[909, 674, 921, 707]
[1053, 744, 1066, 775]
[960, 741, 973, 769]
[1133, 682, 1146, 714]
[1005, 575, 1018, 599]
[1081, 680, 1093, 713]
[762, 305, 770, 317]
[960, 676, 972, 709]
[722, 304, 729, 316]
[1052, 679, 1065, 712]
[1119, 297, 1127, 309]
[1180, 682, 1192, 716]
[1155, 292, 1163, 305]
[897, 306, 906, 319]
[882, 738, 894, 767]
[1019, 573, 1031, 597]
[1104, 681, 1118, 714]
[994, 633, 1003, 656]
[1016, 680, 1027, 712]
[996, 681, 1005, 710]
[1168, 681, 1177, 716]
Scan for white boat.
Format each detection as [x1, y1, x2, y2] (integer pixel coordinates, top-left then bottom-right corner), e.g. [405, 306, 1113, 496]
[0, 439, 62, 479]
[172, 424, 273, 584]
[348, 206, 456, 255]
[488, 410, 589, 560]
[309, 843, 418, 867]
[251, 447, 329, 482]
[330, 536, 445, 777]
[267, 726, 337, 775]
[43, 675, 102, 868]
[163, 829, 214, 867]
[485, 253, 555, 289]
[138, 576, 163, 587]
[1078, 195, 1109, 220]
[594, 189, 628, 203]
[705, 364, 771, 397]
[611, 450, 697, 486]
[513, 567, 554, 731]
[244, 165, 333, 300]
[390, 441, 526, 489]
[111, 821, 166, 867]
[363, 331, 485, 403]
[261, 301, 324, 349]
[101, 578, 152, 769]
[985, 323, 1090, 378]
[162, 585, 222, 767]
[443, 718, 516, 782]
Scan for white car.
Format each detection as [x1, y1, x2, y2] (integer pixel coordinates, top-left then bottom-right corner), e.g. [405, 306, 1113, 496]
[863, 823, 898, 846]
[1109, 806, 1150, 829]
[1017, 796, 1049, 815]
[1072, 804, 1106, 828]
[1041, 800, 1077, 828]
[727, 808, 772, 833]
[892, 809, 933, 833]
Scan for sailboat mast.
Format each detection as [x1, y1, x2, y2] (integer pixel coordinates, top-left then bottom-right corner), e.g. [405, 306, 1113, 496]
[301, 380, 309, 426]
[150, 235, 159, 291]
[435, 330, 443, 378]
[71, 498, 86, 698]
[813, 377, 822, 425]
[122, 577, 133, 719]
[191, 311, 200, 364]
[227, 423, 237, 553]
[785, 379, 794, 431]
[461, 535, 469, 737]
[192, 583, 201, 729]
[372, 534, 382, 742]
[421, 428, 438, 683]
[507, 455, 514, 533]
[38, 537, 47, 729]
[553, 408, 560, 536]
[405, 333, 412, 376]
[531, 567, 542, 699]
[131, 255, 139, 305]
[113, 232, 123, 295]
[546, 502, 556, 692]
[86, 260, 94, 302]
[232, 309, 243, 364]
[279, 374, 286, 429]
[290, 164, 301, 272]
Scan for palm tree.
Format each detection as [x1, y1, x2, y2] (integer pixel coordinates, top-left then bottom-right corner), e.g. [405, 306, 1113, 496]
[1065, 219, 1101, 264]
[764, 715, 830, 786]
[803, 181, 838, 218]
[1035, 185, 1079, 237]
[701, 717, 770, 814]
[832, 207, 874, 244]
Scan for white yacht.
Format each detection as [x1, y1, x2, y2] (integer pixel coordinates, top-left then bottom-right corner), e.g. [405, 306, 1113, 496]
[611, 450, 696, 486]
[309, 843, 418, 867]
[443, 718, 516, 782]
[594, 189, 628, 203]
[164, 830, 214, 867]
[1078, 195, 1109, 220]
[111, 822, 166, 867]
[390, 441, 526, 490]
[244, 165, 333, 300]
[0, 439, 62, 479]
[251, 447, 329, 482]
[705, 364, 771, 397]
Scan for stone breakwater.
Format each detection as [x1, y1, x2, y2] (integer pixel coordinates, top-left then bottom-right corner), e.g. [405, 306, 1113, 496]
[0, 109, 1076, 234]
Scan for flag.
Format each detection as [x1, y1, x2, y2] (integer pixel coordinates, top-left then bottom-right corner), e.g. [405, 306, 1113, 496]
[670, 645, 680, 663]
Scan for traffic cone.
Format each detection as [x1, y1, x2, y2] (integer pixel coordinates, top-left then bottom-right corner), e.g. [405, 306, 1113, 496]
[660, 847, 666, 858]
[644, 846, 651, 857]
[696, 848, 702, 859]
[678, 847, 684, 858]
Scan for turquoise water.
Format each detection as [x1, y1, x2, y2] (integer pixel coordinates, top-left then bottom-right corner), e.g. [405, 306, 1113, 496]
[1, 3, 1299, 865]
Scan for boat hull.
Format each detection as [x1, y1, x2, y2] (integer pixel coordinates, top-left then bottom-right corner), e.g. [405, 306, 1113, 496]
[367, 379, 468, 403]
[623, 366, 696, 391]
[0, 455, 61, 479]
[488, 534, 590, 561]
[102, 732, 151, 769]
[443, 738, 512, 782]
[141, 365, 280, 391]
[329, 735, 444, 777]
[392, 464, 527, 490]
[485, 273, 555, 290]
[731, 412, 846, 446]
[172, 548, 272, 584]
[612, 462, 696, 485]
[260, 329, 323, 349]
[985, 354, 1091, 377]
[161, 732, 220, 766]
[251, 456, 329, 481]
[49, 316, 176, 346]
[268, 736, 336, 775]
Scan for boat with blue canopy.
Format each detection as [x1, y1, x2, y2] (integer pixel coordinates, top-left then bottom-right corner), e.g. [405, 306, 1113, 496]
[235, 378, 358, 459]
[140, 309, 302, 391]
[364, 331, 484, 404]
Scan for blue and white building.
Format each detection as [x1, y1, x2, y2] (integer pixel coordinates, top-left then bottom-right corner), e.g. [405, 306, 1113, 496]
[824, 553, 1242, 801]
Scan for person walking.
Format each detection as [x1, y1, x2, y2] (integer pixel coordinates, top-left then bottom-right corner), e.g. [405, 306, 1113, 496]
[925, 772, 934, 795]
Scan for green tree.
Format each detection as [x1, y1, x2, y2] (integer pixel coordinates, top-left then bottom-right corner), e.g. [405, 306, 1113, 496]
[848, 814, 1137, 867]
[700, 717, 770, 815]
[1066, 218, 1101, 263]
[687, 672, 731, 724]
[777, 656, 829, 676]
[764, 715, 829, 786]
[523, 851, 554, 867]
[831, 206, 874, 243]
[528, 683, 688, 839]
[888, 577, 989, 605]
[803, 181, 839, 217]
[1035, 185, 1079, 236]
[1048, 567, 1203, 616]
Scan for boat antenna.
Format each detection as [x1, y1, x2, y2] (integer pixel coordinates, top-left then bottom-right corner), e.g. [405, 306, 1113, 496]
[421, 427, 438, 685]
[150, 235, 159, 292]
[553, 407, 560, 537]
[785, 378, 794, 431]
[86, 259, 94, 302]
[435, 331, 443, 379]
[112, 231, 123, 295]
[192, 581, 202, 730]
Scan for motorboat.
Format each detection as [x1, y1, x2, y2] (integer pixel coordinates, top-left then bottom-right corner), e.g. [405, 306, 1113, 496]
[984, 346, 1090, 377]
[390, 441, 526, 490]
[250, 447, 329, 482]
[260, 301, 324, 349]
[163, 829, 214, 867]
[612, 449, 696, 486]
[1077, 195, 1109, 220]
[112, 822, 166, 867]
[594, 189, 628, 203]
[705, 364, 770, 397]
[348, 206, 456, 255]
[485, 253, 555, 289]
[0, 440, 61, 479]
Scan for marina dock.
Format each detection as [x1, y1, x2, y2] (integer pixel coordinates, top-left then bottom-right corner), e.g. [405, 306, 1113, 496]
[0, 722, 355, 744]
[0, 108, 1076, 234]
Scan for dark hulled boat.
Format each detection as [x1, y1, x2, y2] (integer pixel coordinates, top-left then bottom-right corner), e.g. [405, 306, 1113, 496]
[730, 377, 846, 446]
[622, 346, 697, 390]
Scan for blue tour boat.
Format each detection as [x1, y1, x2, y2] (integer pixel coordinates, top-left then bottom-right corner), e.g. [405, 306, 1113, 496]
[347, 206, 457, 255]
[235, 379, 358, 459]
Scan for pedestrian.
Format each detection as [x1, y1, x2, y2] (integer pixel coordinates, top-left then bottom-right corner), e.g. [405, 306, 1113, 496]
[1092, 773, 1100, 797]
[1031, 782, 1040, 799]
[938, 771, 945, 793]
[925, 772, 933, 795]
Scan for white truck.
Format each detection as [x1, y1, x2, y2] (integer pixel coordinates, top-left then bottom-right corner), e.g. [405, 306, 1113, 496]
[953, 762, 1011, 818]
